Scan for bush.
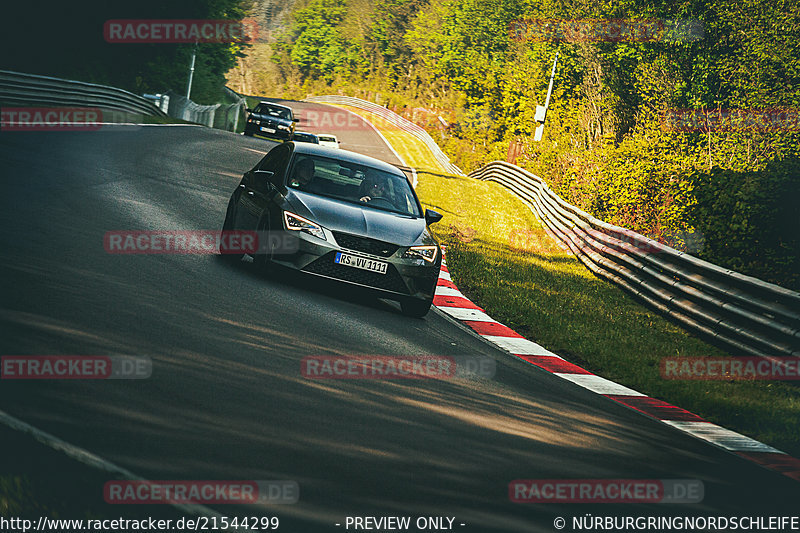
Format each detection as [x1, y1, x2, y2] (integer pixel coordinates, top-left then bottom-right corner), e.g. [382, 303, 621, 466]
[688, 157, 800, 290]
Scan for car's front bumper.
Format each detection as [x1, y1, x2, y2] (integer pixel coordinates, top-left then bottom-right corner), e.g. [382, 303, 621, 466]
[245, 122, 293, 140]
[268, 231, 440, 302]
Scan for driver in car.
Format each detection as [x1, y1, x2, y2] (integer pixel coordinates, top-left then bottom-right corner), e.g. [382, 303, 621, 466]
[359, 175, 394, 206]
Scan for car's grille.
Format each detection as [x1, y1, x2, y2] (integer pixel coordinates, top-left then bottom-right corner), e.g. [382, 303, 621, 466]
[332, 232, 399, 257]
[303, 252, 409, 294]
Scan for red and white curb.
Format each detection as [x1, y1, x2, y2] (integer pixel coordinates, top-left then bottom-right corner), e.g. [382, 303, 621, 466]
[433, 260, 800, 482]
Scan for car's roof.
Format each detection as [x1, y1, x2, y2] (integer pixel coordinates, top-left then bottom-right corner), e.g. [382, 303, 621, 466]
[289, 142, 403, 175]
[256, 101, 291, 110]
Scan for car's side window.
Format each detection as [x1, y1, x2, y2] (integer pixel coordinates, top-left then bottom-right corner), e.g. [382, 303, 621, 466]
[256, 145, 292, 174]
[246, 145, 291, 193]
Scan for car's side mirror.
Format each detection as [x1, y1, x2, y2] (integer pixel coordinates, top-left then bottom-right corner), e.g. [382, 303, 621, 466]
[292, 118, 300, 122]
[245, 108, 252, 113]
[254, 170, 281, 190]
[425, 209, 443, 225]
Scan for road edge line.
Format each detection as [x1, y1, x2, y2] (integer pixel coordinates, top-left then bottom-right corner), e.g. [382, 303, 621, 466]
[0, 408, 232, 519]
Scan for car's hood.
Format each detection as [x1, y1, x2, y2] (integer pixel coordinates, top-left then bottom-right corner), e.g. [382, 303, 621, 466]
[286, 192, 426, 246]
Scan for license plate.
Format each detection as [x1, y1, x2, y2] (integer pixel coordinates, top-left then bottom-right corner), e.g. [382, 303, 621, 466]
[260, 126, 276, 133]
[334, 252, 388, 274]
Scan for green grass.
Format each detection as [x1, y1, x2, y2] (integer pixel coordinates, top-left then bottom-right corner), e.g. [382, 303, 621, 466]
[328, 104, 449, 174]
[350, 106, 800, 458]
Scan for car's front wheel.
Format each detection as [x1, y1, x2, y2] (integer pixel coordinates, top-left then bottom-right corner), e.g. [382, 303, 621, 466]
[220, 195, 244, 262]
[400, 297, 433, 318]
[253, 215, 276, 274]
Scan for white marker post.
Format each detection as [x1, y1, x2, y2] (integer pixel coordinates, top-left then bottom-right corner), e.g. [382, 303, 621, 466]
[186, 41, 198, 99]
[534, 52, 559, 142]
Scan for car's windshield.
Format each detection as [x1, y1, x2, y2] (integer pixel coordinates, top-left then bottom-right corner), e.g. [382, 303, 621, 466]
[253, 104, 292, 120]
[287, 155, 421, 217]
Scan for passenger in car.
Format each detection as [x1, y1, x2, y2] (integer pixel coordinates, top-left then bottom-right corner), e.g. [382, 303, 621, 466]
[290, 158, 328, 195]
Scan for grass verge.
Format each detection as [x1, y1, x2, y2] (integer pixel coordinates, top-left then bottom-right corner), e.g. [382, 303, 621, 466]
[349, 106, 800, 458]
[325, 104, 449, 174]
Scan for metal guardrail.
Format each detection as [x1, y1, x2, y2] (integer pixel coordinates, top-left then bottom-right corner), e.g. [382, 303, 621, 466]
[165, 90, 219, 127]
[305, 95, 465, 176]
[471, 161, 800, 358]
[217, 87, 247, 133]
[0, 70, 166, 117]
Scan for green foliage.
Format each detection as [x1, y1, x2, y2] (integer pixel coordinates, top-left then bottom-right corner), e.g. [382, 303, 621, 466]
[369, 0, 427, 85]
[268, 0, 800, 289]
[1, 0, 252, 104]
[688, 157, 800, 288]
[282, 0, 348, 81]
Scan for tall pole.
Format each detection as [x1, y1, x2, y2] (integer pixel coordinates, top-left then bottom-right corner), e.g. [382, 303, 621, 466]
[534, 52, 559, 142]
[544, 52, 559, 111]
[186, 42, 197, 99]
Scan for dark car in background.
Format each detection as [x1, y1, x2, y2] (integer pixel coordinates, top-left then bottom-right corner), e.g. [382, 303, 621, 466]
[291, 131, 319, 144]
[244, 101, 298, 141]
[221, 142, 443, 317]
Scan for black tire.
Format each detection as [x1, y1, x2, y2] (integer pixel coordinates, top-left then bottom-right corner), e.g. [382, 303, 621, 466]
[220, 195, 244, 261]
[401, 297, 433, 318]
[253, 215, 275, 274]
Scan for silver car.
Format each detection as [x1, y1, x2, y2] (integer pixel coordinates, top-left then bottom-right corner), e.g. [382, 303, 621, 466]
[222, 142, 443, 317]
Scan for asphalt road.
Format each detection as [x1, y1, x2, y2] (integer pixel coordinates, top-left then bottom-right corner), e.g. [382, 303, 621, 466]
[1, 117, 799, 532]
[259, 97, 406, 166]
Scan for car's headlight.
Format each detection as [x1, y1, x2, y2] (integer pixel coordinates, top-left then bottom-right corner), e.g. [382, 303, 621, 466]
[277, 124, 291, 131]
[283, 211, 327, 241]
[403, 245, 438, 263]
